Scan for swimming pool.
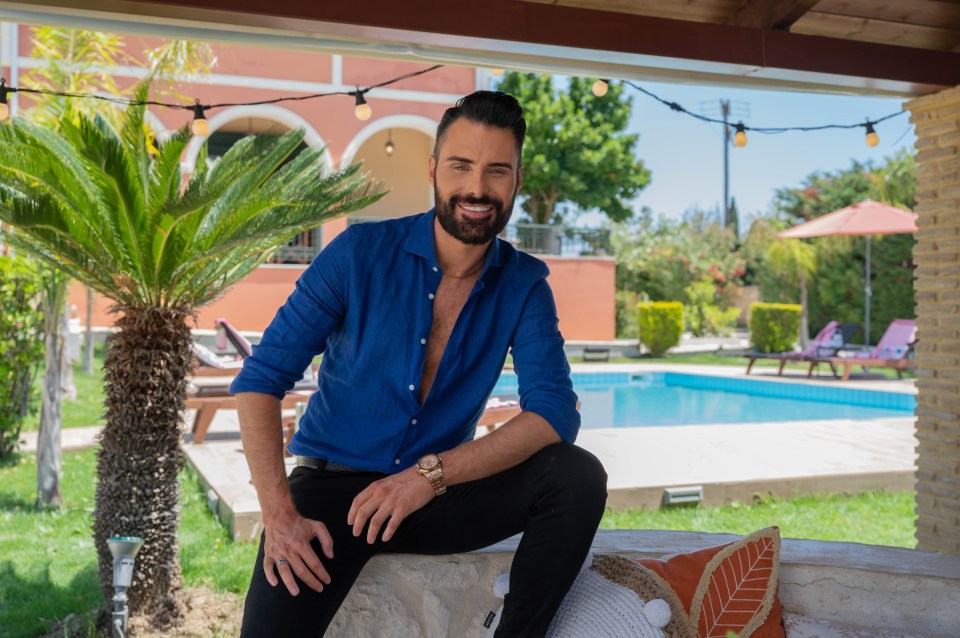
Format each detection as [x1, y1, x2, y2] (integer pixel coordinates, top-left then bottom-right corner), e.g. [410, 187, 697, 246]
[492, 371, 916, 428]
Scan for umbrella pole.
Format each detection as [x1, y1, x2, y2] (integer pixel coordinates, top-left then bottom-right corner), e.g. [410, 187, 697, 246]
[865, 235, 872, 345]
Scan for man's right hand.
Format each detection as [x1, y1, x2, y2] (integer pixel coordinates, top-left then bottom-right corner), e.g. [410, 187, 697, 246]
[263, 512, 335, 596]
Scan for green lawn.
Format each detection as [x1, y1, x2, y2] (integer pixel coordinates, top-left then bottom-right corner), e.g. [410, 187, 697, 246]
[0, 449, 253, 638]
[0, 447, 917, 637]
[22, 348, 106, 432]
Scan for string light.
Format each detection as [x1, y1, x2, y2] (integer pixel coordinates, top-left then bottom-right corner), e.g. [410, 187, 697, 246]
[190, 100, 209, 137]
[353, 90, 372, 121]
[591, 79, 609, 97]
[733, 122, 747, 148]
[0, 78, 12, 122]
[385, 129, 394, 157]
[0, 64, 907, 151]
[490, 68, 504, 76]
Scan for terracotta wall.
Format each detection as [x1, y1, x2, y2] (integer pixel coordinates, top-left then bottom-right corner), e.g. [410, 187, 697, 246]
[68, 256, 616, 341]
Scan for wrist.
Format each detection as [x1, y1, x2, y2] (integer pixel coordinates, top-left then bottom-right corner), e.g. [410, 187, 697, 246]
[416, 453, 446, 496]
[263, 500, 299, 527]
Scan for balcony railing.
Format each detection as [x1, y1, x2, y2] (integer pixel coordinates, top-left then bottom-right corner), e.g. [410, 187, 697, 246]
[503, 224, 611, 257]
[268, 218, 611, 264]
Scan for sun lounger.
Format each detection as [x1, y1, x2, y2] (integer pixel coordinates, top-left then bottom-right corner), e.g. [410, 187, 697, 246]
[805, 318, 917, 381]
[744, 321, 859, 375]
[186, 390, 314, 444]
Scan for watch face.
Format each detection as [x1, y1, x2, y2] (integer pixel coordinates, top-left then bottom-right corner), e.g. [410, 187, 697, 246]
[419, 455, 439, 470]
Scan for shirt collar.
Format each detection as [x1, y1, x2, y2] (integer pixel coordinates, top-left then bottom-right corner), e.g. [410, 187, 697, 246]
[404, 208, 506, 271]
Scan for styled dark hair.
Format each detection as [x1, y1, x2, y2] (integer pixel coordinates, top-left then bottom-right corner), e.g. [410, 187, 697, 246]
[433, 91, 526, 160]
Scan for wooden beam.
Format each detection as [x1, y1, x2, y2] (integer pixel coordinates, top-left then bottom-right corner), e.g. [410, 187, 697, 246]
[728, 0, 821, 30]
[139, 0, 960, 89]
[3, 0, 960, 93]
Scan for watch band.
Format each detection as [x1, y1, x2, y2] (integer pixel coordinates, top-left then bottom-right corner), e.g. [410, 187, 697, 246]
[417, 454, 446, 496]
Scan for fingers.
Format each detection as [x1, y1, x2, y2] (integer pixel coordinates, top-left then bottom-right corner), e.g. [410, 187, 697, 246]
[380, 509, 407, 543]
[313, 521, 335, 560]
[264, 520, 335, 596]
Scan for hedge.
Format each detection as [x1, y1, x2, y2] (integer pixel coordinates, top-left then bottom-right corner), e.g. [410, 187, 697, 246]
[638, 301, 684, 357]
[749, 302, 802, 353]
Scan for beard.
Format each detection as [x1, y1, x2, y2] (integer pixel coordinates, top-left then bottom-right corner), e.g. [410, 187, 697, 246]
[434, 183, 513, 246]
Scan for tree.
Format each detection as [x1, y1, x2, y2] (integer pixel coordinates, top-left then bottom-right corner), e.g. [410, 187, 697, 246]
[496, 73, 651, 224]
[765, 239, 817, 347]
[19, 27, 216, 506]
[759, 153, 915, 343]
[0, 95, 384, 627]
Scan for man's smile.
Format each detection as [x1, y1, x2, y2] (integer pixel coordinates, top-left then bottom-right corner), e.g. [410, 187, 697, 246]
[458, 202, 494, 217]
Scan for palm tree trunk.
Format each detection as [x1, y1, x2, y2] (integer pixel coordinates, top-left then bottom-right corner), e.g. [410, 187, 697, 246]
[93, 305, 193, 628]
[800, 268, 809, 350]
[36, 276, 67, 507]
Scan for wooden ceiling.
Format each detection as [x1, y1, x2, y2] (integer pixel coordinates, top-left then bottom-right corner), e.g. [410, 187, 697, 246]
[527, 0, 960, 52]
[1, 0, 959, 96]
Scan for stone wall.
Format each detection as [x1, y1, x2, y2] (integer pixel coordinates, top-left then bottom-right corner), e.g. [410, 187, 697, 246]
[328, 530, 960, 637]
[906, 85, 960, 554]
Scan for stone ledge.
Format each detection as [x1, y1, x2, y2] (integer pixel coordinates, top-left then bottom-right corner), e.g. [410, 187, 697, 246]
[330, 530, 960, 638]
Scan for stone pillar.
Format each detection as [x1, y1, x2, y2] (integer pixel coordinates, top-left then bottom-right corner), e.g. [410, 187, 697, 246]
[906, 85, 960, 554]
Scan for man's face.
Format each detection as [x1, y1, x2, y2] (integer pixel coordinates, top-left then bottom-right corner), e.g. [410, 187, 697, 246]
[429, 118, 523, 246]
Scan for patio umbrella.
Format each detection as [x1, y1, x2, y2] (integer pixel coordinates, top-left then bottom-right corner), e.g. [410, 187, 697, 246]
[778, 199, 918, 345]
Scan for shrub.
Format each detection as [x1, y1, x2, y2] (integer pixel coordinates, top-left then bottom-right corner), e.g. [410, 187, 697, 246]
[683, 278, 742, 337]
[750, 302, 802, 353]
[638, 301, 684, 357]
[0, 255, 45, 457]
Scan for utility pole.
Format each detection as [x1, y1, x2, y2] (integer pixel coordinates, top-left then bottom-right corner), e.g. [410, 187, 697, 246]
[721, 99, 732, 230]
[701, 99, 749, 234]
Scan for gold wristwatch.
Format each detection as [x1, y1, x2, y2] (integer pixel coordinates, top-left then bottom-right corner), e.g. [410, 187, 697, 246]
[416, 454, 446, 496]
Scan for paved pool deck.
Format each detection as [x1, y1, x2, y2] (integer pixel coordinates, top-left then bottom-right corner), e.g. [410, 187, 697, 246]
[20, 363, 917, 540]
[166, 363, 918, 541]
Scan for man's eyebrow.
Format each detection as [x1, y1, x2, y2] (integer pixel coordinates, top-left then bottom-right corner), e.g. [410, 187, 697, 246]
[444, 155, 514, 169]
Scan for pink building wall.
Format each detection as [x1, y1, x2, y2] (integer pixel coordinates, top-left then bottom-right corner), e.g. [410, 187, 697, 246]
[69, 256, 615, 341]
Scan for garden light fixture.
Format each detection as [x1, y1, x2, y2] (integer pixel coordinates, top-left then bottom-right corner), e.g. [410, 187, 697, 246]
[108, 535, 144, 638]
[865, 122, 879, 147]
[354, 90, 372, 121]
[190, 100, 209, 137]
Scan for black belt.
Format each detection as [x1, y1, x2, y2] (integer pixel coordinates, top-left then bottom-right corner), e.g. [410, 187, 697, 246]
[295, 456, 365, 473]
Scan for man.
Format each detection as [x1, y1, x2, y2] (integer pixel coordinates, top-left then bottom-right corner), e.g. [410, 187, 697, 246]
[232, 91, 607, 637]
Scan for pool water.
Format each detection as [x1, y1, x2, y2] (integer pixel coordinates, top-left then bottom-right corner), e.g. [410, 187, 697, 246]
[492, 371, 916, 429]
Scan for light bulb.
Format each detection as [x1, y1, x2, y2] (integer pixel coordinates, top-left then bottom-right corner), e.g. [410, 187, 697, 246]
[733, 122, 747, 148]
[191, 115, 209, 137]
[591, 79, 609, 97]
[385, 140, 395, 157]
[190, 101, 209, 137]
[0, 78, 10, 121]
[490, 68, 504, 76]
[865, 123, 879, 147]
[354, 92, 372, 121]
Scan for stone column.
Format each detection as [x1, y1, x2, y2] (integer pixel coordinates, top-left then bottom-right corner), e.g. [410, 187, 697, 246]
[906, 85, 960, 554]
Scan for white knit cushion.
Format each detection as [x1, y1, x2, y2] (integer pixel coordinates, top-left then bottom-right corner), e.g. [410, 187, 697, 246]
[485, 564, 669, 638]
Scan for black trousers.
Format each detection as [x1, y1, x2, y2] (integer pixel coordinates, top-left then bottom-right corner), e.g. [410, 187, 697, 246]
[240, 443, 608, 637]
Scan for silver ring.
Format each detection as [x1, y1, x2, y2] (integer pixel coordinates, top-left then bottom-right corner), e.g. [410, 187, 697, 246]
[276, 558, 289, 566]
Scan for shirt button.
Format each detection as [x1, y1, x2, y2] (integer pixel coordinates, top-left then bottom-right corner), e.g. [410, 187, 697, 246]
[420, 338, 427, 345]
[395, 459, 401, 465]
[428, 293, 435, 300]
[408, 384, 415, 391]
[411, 418, 418, 425]
[432, 266, 438, 272]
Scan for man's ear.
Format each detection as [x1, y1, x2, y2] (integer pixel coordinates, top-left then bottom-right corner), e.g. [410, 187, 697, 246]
[515, 164, 523, 197]
[428, 154, 437, 188]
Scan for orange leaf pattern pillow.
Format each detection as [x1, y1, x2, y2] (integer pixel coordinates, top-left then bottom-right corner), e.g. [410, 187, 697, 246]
[635, 527, 785, 638]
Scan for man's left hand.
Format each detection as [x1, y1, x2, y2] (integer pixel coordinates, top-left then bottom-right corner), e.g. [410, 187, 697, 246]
[347, 468, 436, 544]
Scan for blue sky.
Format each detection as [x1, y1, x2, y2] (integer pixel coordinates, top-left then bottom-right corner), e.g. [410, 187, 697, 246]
[574, 80, 916, 229]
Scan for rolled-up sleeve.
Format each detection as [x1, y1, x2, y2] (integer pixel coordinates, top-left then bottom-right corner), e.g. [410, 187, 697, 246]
[509, 276, 580, 443]
[230, 228, 353, 398]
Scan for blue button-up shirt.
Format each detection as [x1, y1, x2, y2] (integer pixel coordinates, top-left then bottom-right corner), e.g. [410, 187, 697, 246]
[230, 210, 579, 474]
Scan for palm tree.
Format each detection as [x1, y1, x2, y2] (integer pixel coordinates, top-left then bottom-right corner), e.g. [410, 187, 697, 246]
[766, 238, 818, 348]
[0, 93, 384, 626]
[20, 26, 218, 507]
